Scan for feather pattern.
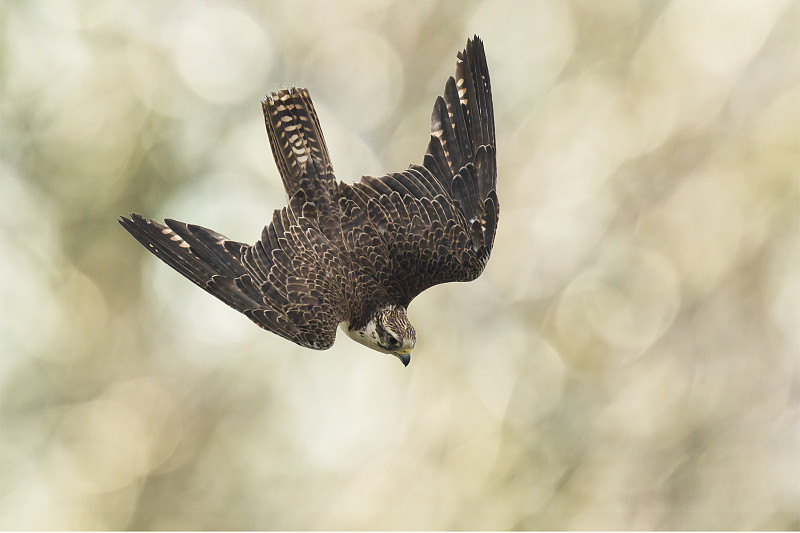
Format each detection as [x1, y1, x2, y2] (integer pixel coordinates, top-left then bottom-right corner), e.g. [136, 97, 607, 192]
[120, 36, 497, 351]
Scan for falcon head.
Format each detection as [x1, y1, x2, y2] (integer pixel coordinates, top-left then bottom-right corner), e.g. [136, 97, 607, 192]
[341, 305, 416, 366]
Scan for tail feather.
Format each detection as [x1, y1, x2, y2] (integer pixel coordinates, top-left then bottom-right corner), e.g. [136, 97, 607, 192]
[263, 87, 334, 197]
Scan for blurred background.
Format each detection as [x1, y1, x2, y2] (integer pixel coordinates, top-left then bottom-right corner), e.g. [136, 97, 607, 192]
[1, 0, 798, 529]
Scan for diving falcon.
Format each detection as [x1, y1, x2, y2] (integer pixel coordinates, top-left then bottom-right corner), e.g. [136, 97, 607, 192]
[119, 36, 498, 366]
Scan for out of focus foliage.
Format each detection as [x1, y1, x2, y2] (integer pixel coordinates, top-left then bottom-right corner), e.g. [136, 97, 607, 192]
[1, 0, 798, 529]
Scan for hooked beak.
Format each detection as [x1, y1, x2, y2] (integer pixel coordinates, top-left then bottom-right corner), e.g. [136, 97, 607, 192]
[395, 350, 411, 367]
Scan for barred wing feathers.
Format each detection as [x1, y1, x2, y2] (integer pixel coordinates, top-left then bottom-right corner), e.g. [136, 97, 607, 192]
[119, 191, 344, 349]
[339, 36, 497, 305]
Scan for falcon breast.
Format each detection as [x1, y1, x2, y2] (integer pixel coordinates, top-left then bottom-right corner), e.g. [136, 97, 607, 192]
[119, 36, 497, 367]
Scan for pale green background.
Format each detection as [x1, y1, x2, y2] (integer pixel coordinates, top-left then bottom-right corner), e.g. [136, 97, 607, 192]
[1, 0, 798, 529]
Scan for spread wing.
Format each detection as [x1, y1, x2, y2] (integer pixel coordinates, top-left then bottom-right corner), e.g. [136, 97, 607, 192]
[338, 36, 497, 306]
[119, 190, 345, 350]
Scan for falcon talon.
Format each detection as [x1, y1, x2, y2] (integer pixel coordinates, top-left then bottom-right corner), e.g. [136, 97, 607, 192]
[119, 36, 498, 367]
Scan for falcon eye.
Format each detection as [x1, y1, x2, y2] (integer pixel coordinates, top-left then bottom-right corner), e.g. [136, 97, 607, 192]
[386, 336, 400, 348]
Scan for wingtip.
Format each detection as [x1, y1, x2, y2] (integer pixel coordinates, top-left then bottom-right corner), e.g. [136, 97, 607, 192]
[464, 35, 486, 58]
[118, 213, 139, 225]
[119, 213, 158, 233]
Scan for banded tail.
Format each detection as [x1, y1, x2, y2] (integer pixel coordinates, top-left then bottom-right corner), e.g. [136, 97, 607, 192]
[263, 88, 334, 197]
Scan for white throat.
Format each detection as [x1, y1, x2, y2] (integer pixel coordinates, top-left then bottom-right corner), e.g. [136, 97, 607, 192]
[339, 320, 382, 351]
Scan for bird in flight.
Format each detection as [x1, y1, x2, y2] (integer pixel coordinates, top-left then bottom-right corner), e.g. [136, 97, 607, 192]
[120, 36, 497, 366]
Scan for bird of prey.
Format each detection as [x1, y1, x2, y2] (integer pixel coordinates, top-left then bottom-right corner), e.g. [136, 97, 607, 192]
[120, 36, 497, 366]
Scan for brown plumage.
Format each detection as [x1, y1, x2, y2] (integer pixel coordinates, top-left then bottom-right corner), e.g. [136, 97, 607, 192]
[119, 36, 497, 366]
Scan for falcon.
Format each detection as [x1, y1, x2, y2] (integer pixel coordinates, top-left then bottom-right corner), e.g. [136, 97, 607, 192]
[120, 36, 497, 366]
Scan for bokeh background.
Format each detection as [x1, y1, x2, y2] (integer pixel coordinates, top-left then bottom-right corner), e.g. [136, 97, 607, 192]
[1, 0, 798, 529]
